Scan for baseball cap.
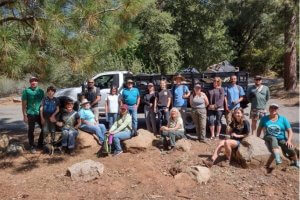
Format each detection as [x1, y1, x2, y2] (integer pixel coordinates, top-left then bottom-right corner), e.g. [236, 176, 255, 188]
[269, 103, 279, 109]
[120, 104, 128, 110]
[29, 76, 38, 82]
[254, 75, 262, 80]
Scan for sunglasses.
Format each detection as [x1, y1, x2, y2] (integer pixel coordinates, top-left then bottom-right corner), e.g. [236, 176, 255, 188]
[88, 82, 94, 84]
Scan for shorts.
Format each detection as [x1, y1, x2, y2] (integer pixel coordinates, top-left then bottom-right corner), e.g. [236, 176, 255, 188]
[250, 109, 266, 120]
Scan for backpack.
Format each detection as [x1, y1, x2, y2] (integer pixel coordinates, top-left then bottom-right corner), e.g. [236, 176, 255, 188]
[43, 98, 58, 115]
[98, 134, 113, 157]
[237, 85, 249, 109]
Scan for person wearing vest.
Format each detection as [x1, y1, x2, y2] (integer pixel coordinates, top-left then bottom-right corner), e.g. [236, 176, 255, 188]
[224, 75, 245, 126]
[172, 74, 190, 130]
[40, 86, 60, 154]
[56, 99, 81, 155]
[22, 76, 44, 153]
[121, 79, 140, 135]
[247, 75, 270, 135]
[207, 77, 225, 139]
[190, 84, 209, 142]
[84, 79, 101, 122]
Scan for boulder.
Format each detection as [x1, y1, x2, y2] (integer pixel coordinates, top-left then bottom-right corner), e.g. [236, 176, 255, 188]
[77, 130, 99, 149]
[185, 166, 211, 184]
[123, 129, 156, 153]
[0, 134, 9, 152]
[234, 135, 287, 168]
[174, 172, 197, 191]
[67, 159, 104, 182]
[175, 139, 191, 152]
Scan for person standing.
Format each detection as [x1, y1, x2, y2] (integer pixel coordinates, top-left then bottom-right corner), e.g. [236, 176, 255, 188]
[157, 79, 172, 130]
[121, 79, 140, 135]
[84, 79, 101, 122]
[40, 86, 60, 154]
[22, 76, 44, 153]
[172, 74, 190, 127]
[190, 84, 209, 142]
[224, 75, 245, 125]
[144, 82, 158, 134]
[105, 85, 120, 128]
[247, 75, 270, 135]
[207, 77, 225, 139]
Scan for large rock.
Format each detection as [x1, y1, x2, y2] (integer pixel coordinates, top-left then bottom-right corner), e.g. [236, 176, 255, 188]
[185, 166, 211, 184]
[175, 139, 191, 152]
[234, 135, 286, 168]
[77, 130, 99, 149]
[123, 129, 156, 153]
[67, 159, 104, 181]
[0, 134, 9, 152]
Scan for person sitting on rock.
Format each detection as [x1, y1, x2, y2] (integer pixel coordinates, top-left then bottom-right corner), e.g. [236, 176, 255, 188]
[107, 104, 132, 156]
[160, 107, 186, 150]
[203, 108, 250, 167]
[78, 99, 106, 144]
[56, 99, 81, 155]
[257, 104, 299, 168]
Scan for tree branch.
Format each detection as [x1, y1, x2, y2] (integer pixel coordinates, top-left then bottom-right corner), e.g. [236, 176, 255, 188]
[0, 0, 16, 7]
[98, 4, 123, 15]
[0, 16, 34, 25]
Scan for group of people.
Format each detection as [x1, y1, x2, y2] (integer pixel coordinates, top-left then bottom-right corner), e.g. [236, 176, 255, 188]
[21, 74, 299, 168]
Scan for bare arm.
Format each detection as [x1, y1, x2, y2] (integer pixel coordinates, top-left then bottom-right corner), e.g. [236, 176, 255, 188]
[203, 93, 209, 107]
[167, 97, 171, 108]
[22, 100, 28, 122]
[257, 126, 263, 137]
[286, 128, 294, 148]
[91, 95, 101, 107]
[136, 96, 140, 108]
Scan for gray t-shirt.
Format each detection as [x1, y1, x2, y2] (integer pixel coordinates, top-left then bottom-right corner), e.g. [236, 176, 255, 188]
[247, 85, 270, 110]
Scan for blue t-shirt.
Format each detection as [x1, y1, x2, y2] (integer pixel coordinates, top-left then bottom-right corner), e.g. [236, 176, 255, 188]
[78, 108, 95, 123]
[122, 87, 140, 106]
[259, 115, 291, 140]
[225, 84, 245, 110]
[173, 85, 189, 107]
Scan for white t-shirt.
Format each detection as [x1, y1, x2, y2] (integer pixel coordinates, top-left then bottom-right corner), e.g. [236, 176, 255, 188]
[105, 94, 119, 113]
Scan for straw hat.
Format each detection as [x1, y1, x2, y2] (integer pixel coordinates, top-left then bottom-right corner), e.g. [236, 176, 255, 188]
[80, 99, 90, 106]
[173, 74, 185, 81]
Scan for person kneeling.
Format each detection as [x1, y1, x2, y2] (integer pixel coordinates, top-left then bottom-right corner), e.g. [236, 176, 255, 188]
[160, 108, 186, 150]
[56, 99, 81, 155]
[204, 108, 250, 167]
[107, 104, 132, 156]
[79, 99, 106, 144]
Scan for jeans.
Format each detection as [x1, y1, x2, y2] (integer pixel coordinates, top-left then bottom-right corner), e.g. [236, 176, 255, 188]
[264, 135, 296, 157]
[207, 110, 223, 126]
[107, 113, 118, 129]
[61, 128, 79, 149]
[27, 114, 44, 147]
[127, 105, 138, 133]
[144, 106, 157, 134]
[80, 123, 106, 142]
[43, 118, 56, 146]
[162, 130, 186, 147]
[158, 107, 169, 129]
[113, 130, 132, 152]
[191, 108, 207, 140]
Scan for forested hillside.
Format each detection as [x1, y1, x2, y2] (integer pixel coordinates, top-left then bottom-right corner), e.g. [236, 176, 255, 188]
[0, 0, 298, 90]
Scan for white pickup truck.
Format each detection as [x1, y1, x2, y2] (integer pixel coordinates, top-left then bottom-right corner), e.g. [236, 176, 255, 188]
[55, 71, 132, 113]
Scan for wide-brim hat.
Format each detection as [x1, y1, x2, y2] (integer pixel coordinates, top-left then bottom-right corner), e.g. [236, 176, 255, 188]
[254, 75, 262, 80]
[80, 98, 90, 106]
[126, 79, 134, 84]
[173, 74, 185, 81]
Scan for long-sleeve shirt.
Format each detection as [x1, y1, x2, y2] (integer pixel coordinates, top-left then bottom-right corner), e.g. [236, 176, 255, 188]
[109, 113, 132, 133]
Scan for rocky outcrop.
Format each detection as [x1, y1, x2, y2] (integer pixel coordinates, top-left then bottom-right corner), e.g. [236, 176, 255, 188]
[123, 129, 156, 153]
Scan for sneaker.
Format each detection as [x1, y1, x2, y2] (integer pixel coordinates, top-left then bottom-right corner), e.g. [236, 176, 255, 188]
[113, 150, 123, 156]
[292, 160, 300, 168]
[29, 146, 36, 154]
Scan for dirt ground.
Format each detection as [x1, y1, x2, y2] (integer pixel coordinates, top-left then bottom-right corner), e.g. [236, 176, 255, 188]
[0, 79, 299, 200]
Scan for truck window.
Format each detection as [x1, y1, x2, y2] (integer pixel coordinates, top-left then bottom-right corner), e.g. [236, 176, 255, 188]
[94, 75, 114, 89]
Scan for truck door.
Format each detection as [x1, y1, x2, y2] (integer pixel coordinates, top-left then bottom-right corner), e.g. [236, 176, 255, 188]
[94, 74, 119, 114]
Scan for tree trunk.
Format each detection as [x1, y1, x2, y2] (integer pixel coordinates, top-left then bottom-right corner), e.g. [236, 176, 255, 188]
[283, 1, 297, 91]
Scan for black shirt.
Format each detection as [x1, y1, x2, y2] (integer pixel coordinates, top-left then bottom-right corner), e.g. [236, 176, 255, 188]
[230, 119, 250, 141]
[144, 92, 157, 106]
[84, 87, 100, 108]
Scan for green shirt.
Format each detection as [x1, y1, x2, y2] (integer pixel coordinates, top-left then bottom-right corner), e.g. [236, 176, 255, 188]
[109, 113, 132, 133]
[247, 85, 270, 110]
[22, 87, 44, 115]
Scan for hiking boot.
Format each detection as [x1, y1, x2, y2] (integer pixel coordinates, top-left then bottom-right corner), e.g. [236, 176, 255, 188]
[69, 148, 75, 156]
[113, 150, 123, 156]
[29, 146, 36, 154]
[274, 153, 282, 165]
[203, 158, 214, 168]
[292, 160, 300, 168]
